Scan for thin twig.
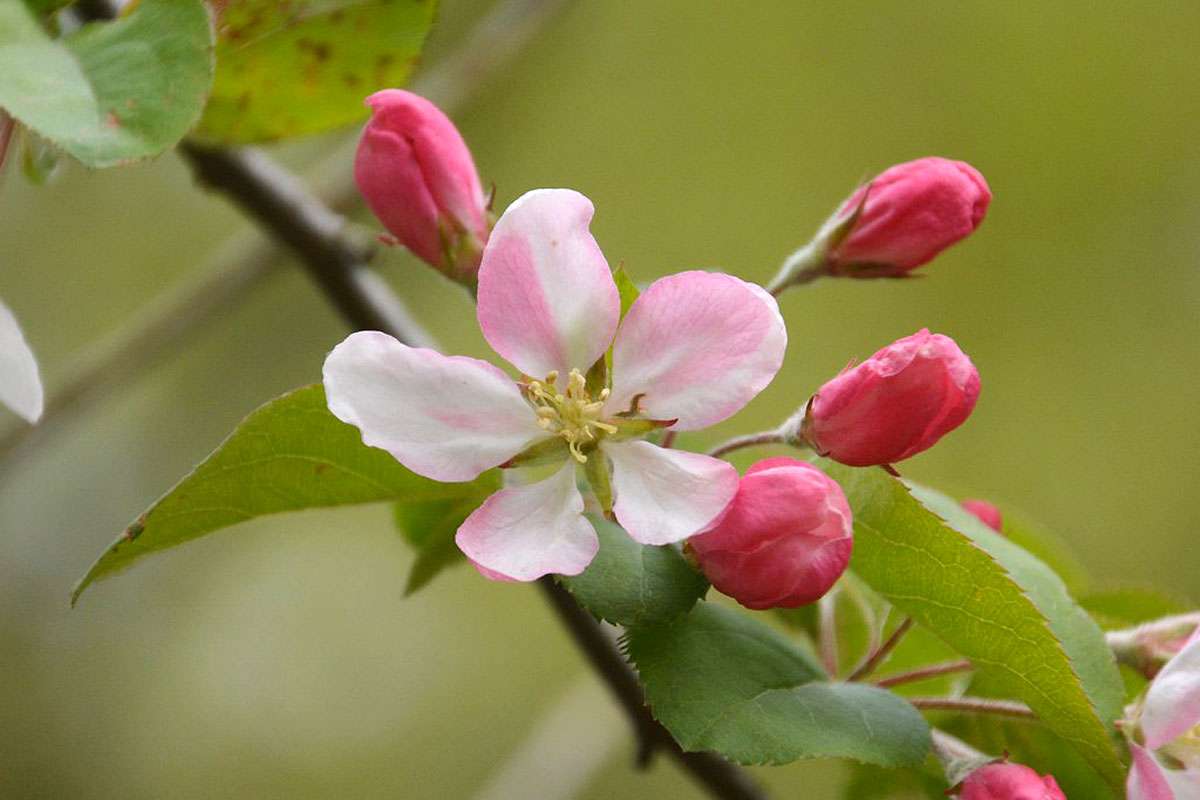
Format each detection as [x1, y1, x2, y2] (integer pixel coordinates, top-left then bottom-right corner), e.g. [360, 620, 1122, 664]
[875, 659, 973, 689]
[182, 144, 431, 344]
[847, 616, 914, 681]
[706, 429, 786, 459]
[909, 696, 1036, 719]
[0, 0, 572, 471]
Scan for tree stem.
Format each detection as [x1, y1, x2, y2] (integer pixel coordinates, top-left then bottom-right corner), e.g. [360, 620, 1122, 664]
[909, 696, 1035, 719]
[705, 429, 786, 458]
[875, 659, 973, 688]
[847, 616, 914, 681]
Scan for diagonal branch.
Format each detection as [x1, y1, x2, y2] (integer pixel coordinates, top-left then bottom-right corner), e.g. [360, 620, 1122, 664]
[0, 0, 573, 473]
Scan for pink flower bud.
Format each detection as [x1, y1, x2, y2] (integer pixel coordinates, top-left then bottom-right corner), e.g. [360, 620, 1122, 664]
[354, 89, 490, 284]
[956, 762, 1066, 800]
[829, 157, 990, 277]
[688, 458, 852, 610]
[962, 499, 1002, 532]
[801, 329, 980, 466]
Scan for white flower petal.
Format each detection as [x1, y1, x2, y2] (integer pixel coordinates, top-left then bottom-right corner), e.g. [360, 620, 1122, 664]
[607, 271, 786, 430]
[455, 462, 597, 581]
[0, 297, 43, 424]
[605, 440, 737, 545]
[1144, 630, 1200, 750]
[323, 331, 544, 482]
[477, 189, 620, 380]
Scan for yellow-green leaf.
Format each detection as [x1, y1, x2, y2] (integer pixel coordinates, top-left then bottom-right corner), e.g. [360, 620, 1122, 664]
[73, 384, 496, 604]
[195, 0, 436, 143]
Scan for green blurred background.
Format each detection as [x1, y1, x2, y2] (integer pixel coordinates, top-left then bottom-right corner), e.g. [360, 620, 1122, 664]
[2, 1, 1198, 797]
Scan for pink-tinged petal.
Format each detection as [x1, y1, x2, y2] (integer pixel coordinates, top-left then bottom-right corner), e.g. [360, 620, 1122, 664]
[1128, 744, 1177, 800]
[467, 557, 520, 583]
[1143, 629, 1200, 749]
[607, 271, 786, 430]
[323, 331, 544, 482]
[477, 189, 619, 379]
[0, 297, 43, 424]
[604, 440, 738, 545]
[455, 463, 597, 581]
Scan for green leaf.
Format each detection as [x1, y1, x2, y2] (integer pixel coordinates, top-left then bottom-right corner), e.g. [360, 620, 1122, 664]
[195, 0, 436, 143]
[559, 516, 708, 627]
[613, 265, 640, 319]
[626, 602, 931, 767]
[393, 475, 499, 595]
[823, 463, 1126, 788]
[73, 385, 497, 604]
[0, 0, 214, 167]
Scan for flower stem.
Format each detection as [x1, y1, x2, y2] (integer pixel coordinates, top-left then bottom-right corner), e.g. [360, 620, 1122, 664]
[818, 592, 840, 676]
[847, 616, 914, 681]
[930, 729, 993, 788]
[875, 659, 973, 688]
[764, 243, 828, 297]
[909, 696, 1036, 719]
[706, 429, 787, 458]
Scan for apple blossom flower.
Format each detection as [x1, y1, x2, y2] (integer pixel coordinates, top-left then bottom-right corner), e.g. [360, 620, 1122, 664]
[323, 189, 787, 581]
[688, 457, 852, 610]
[1125, 628, 1200, 799]
[953, 761, 1066, 800]
[962, 499, 1002, 532]
[828, 156, 991, 278]
[797, 329, 980, 466]
[354, 90, 490, 285]
[0, 297, 43, 424]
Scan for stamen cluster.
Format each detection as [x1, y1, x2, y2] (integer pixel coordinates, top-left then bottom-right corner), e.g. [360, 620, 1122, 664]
[526, 368, 615, 463]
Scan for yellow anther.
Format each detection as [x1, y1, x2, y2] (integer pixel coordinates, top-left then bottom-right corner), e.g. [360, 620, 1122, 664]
[525, 366, 619, 464]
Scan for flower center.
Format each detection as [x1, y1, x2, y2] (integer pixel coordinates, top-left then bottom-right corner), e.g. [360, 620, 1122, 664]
[527, 368, 617, 464]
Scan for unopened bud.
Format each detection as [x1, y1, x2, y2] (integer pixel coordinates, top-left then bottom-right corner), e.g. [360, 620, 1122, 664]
[688, 458, 852, 610]
[354, 90, 490, 286]
[954, 762, 1066, 800]
[827, 156, 990, 278]
[799, 329, 980, 467]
